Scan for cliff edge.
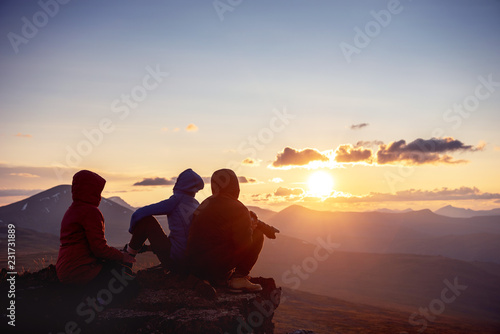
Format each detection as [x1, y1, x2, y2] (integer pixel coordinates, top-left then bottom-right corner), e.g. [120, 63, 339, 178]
[1, 265, 281, 334]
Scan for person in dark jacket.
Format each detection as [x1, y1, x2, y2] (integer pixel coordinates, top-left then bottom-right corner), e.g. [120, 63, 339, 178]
[123, 168, 204, 272]
[186, 168, 279, 292]
[56, 170, 136, 285]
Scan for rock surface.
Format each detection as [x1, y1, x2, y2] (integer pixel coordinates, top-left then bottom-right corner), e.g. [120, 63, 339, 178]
[0, 265, 281, 334]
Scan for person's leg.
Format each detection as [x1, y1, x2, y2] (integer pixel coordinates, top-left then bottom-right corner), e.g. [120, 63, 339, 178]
[234, 228, 264, 277]
[128, 215, 172, 266]
[228, 228, 264, 292]
[87, 261, 139, 307]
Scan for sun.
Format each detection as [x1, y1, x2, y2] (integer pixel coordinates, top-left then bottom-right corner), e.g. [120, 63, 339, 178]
[307, 171, 334, 197]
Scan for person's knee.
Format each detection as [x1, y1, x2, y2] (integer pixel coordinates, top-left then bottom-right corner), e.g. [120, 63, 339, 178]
[253, 228, 264, 245]
[140, 215, 159, 227]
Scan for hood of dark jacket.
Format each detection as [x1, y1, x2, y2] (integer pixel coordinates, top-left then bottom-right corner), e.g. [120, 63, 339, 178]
[173, 168, 204, 196]
[210, 168, 240, 199]
[72, 170, 106, 206]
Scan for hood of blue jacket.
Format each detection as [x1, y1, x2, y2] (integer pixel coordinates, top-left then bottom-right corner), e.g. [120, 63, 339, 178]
[173, 169, 204, 195]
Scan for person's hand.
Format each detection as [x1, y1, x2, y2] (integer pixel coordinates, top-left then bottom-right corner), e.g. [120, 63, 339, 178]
[250, 210, 280, 238]
[249, 211, 259, 230]
[122, 252, 137, 263]
[259, 223, 280, 239]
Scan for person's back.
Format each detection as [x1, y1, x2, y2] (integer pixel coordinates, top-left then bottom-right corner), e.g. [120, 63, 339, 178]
[188, 187, 253, 280]
[125, 168, 204, 271]
[187, 169, 261, 290]
[56, 170, 125, 284]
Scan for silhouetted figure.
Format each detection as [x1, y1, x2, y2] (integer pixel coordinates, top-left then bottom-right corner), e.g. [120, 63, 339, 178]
[56, 170, 136, 285]
[186, 168, 279, 292]
[123, 168, 204, 273]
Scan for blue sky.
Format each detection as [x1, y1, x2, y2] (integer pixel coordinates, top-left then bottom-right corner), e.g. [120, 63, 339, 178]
[1, 0, 499, 210]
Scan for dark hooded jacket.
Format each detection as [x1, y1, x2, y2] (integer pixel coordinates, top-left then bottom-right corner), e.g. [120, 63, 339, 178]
[186, 169, 253, 281]
[129, 168, 204, 262]
[56, 170, 124, 285]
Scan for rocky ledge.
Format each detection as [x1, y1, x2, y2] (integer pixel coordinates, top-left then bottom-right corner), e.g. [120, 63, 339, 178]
[0, 265, 281, 334]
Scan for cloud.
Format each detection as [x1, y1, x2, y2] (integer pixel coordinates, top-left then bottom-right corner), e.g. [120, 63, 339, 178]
[186, 124, 198, 132]
[15, 133, 32, 138]
[251, 187, 305, 203]
[0, 189, 41, 197]
[271, 147, 329, 168]
[326, 186, 500, 203]
[269, 178, 283, 183]
[238, 176, 258, 183]
[242, 158, 260, 166]
[9, 173, 40, 178]
[202, 175, 257, 184]
[270, 137, 482, 169]
[334, 144, 372, 163]
[355, 140, 384, 147]
[251, 186, 500, 206]
[133, 177, 176, 186]
[376, 137, 481, 165]
[350, 123, 369, 130]
[0, 163, 78, 183]
[274, 187, 305, 197]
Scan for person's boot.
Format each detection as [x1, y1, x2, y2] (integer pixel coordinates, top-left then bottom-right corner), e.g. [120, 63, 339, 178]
[138, 244, 152, 253]
[228, 276, 263, 292]
[122, 243, 138, 274]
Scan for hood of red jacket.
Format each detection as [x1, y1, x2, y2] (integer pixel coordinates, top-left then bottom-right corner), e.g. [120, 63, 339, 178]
[72, 170, 106, 206]
[210, 168, 240, 200]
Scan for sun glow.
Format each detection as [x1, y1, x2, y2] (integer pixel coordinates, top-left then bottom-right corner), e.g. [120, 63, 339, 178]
[307, 171, 334, 197]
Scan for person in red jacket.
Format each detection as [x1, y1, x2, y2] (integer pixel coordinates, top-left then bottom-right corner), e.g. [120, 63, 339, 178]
[56, 170, 136, 285]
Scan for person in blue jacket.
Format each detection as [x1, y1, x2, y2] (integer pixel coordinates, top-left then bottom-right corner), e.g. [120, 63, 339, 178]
[123, 168, 204, 272]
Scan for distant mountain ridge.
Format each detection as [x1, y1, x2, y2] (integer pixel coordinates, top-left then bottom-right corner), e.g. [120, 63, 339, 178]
[267, 205, 500, 263]
[107, 196, 137, 211]
[0, 185, 133, 246]
[434, 204, 500, 218]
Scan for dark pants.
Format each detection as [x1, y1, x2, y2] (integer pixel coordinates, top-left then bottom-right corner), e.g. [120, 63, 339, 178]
[129, 215, 173, 268]
[89, 261, 139, 303]
[193, 228, 264, 285]
[234, 228, 264, 277]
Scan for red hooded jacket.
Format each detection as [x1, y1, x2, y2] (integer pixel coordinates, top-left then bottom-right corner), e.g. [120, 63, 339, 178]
[56, 170, 124, 284]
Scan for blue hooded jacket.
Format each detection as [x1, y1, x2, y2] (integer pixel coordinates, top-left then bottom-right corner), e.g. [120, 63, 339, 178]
[129, 169, 204, 262]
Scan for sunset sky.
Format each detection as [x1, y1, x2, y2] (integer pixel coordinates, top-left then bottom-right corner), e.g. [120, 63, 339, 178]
[1, 0, 499, 212]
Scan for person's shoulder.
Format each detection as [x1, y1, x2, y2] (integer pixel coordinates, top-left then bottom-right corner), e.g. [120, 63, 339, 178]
[219, 196, 249, 213]
[79, 203, 104, 219]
